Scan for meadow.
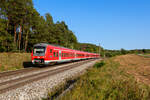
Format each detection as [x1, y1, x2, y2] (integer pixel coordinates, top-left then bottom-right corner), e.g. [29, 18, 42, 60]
[57, 54, 150, 100]
[0, 53, 31, 71]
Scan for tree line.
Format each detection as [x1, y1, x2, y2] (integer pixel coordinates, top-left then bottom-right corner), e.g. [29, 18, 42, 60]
[2, 0, 148, 55]
[103, 49, 150, 57]
[0, 0, 101, 53]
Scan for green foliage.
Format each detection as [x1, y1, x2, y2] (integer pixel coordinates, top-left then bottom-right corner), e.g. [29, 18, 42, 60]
[77, 43, 102, 53]
[103, 49, 150, 58]
[104, 50, 121, 57]
[0, 0, 101, 53]
[129, 49, 150, 54]
[104, 48, 131, 58]
[120, 48, 128, 54]
[94, 61, 105, 68]
[1, 0, 149, 55]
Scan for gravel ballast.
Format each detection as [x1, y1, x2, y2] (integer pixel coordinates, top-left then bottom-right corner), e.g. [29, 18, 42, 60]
[0, 60, 98, 100]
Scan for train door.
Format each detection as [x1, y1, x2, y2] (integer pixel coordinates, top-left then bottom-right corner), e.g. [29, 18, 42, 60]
[49, 48, 53, 60]
[59, 50, 61, 60]
[75, 52, 76, 59]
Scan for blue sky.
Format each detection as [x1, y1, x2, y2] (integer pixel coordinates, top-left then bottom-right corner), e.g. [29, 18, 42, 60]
[33, 0, 150, 50]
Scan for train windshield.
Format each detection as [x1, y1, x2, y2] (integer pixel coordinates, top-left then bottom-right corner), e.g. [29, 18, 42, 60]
[34, 46, 46, 56]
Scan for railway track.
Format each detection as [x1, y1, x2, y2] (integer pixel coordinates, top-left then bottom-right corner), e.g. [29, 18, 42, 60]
[0, 61, 85, 83]
[0, 59, 96, 94]
[0, 61, 75, 78]
[0, 67, 38, 78]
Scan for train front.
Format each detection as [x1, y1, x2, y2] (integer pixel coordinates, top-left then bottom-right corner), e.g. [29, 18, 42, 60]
[31, 43, 48, 65]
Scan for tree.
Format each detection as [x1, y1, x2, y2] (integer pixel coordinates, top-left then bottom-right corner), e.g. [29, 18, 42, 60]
[0, 0, 101, 53]
[120, 48, 128, 55]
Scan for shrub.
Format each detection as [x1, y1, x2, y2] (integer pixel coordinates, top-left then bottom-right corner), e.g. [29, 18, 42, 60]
[94, 61, 105, 68]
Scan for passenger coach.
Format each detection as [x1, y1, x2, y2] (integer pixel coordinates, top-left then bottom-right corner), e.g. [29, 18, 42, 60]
[31, 43, 100, 65]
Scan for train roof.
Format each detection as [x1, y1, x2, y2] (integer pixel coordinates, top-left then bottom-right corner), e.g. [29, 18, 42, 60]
[34, 43, 70, 49]
[33, 43, 99, 55]
[33, 43, 49, 47]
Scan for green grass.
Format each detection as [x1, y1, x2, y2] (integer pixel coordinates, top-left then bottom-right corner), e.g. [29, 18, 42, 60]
[0, 53, 31, 71]
[58, 58, 150, 100]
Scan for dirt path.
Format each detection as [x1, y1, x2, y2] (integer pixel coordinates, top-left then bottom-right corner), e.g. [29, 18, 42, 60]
[114, 54, 150, 84]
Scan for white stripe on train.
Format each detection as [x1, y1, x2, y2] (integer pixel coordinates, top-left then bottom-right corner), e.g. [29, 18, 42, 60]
[32, 58, 90, 64]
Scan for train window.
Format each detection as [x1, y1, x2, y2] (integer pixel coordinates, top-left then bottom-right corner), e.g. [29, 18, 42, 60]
[34, 46, 45, 54]
[65, 53, 67, 57]
[53, 52, 55, 57]
[67, 53, 69, 57]
[71, 53, 73, 57]
[50, 49, 52, 53]
[56, 52, 58, 57]
[65, 53, 66, 57]
[64, 53, 66, 57]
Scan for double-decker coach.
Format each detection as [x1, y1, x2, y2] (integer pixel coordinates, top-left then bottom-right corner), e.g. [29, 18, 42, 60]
[31, 43, 100, 65]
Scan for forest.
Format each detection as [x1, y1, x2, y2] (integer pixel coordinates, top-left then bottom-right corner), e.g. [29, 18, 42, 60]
[1, 0, 150, 56]
[0, 0, 101, 53]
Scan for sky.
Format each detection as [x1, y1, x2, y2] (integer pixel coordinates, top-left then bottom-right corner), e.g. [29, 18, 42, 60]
[33, 0, 150, 50]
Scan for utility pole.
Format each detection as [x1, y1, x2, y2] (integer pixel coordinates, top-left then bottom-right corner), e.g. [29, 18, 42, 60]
[99, 43, 105, 58]
[99, 43, 101, 55]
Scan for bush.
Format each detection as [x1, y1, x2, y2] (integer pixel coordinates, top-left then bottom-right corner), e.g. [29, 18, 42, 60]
[94, 61, 105, 68]
[105, 52, 114, 57]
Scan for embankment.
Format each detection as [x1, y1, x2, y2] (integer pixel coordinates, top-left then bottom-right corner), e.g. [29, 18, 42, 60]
[0, 53, 31, 71]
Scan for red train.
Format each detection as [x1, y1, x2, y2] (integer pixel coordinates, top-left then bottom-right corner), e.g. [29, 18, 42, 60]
[31, 43, 100, 65]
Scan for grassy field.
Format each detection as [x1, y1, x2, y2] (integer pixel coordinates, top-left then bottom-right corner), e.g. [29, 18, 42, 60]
[142, 53, 150, 56]
[0, 53, 31, 71]
[115, 54, 150, 84]
[138, 54, 150, 58]
[58, 54, 150, 100]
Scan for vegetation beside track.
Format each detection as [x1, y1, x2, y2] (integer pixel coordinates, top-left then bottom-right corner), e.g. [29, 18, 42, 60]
[0, 53, 31, 71]
[56, 54, 150, 100]
[138, 54, 150, 58]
